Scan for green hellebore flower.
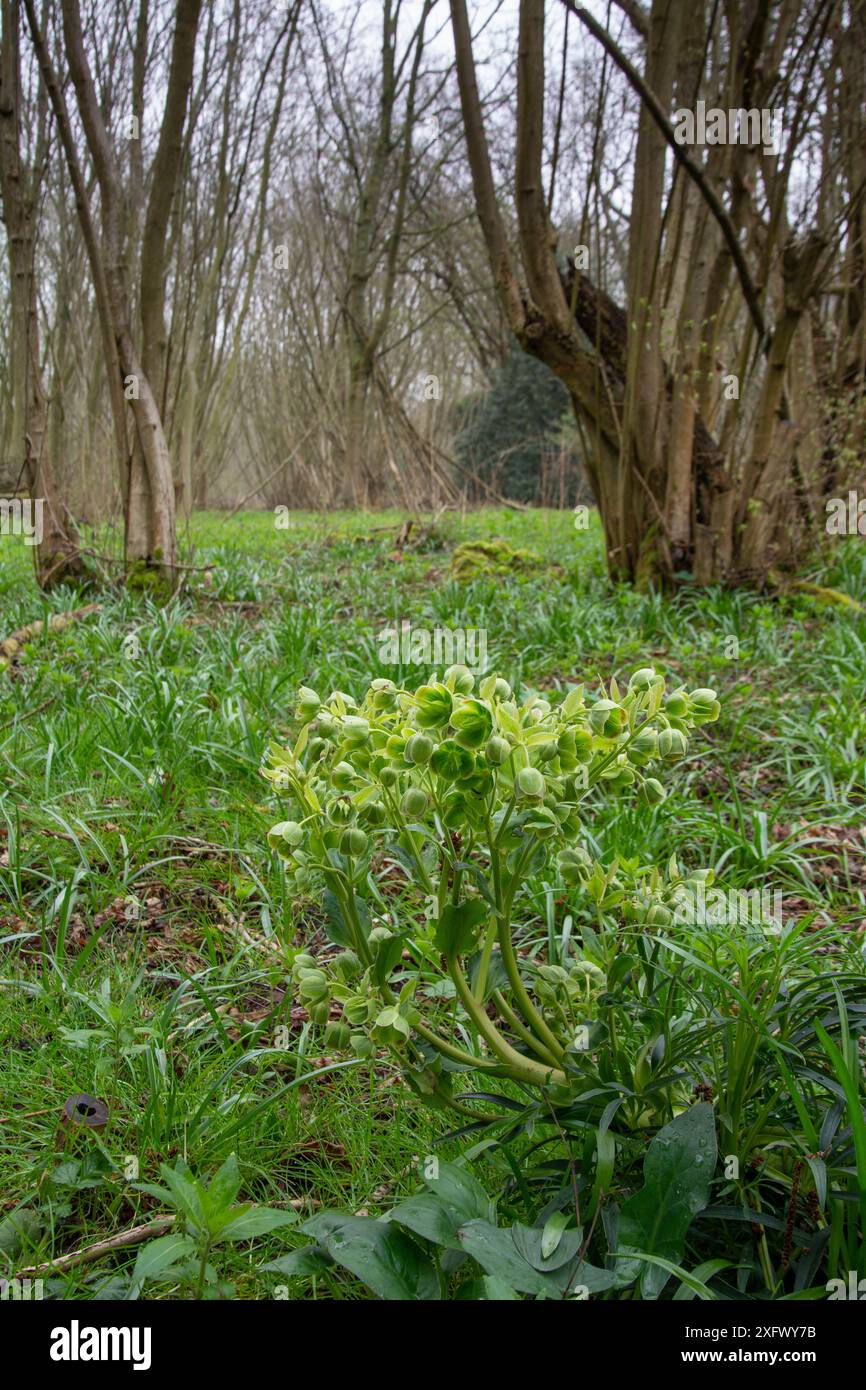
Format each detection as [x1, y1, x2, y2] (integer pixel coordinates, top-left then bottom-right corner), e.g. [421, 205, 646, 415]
[572, 727, 594, 762]
[293, 867, 312, 890]
[308, 1000, 331, 1026]
[297, 686, 321, 722]
[326, 797, 354, 826]
[537, 741, 559, 763]
[665, 690, 690, 718]
[627, 727, 659, 765]
[369, 678, 398, 709]
[450, 697, 493, 750]
[379, 764, 400, 787]
[430, 738, 475, 781]
[268, 821, 303, 853]
[400, 787, 428, 818]
[340, 827, 369, 857]
[589, 699, 627, 738]
[368, 925, 393, 946]
[341, 716, 370, 748]
[292, 952, 317, 975]
[644, 902, 674, 927]
[638, 776, 666, 806]
[485, 735, 511, 765]
[515, 766, 545, 800]
[405, 732, 434, 765]
[629, 667, 657, 691]
[331, 761, 356, 789]
[525, 806, 560, 838]
[333, 950, 361, 982]
[350, 1031, 375, 1058]
[344, 996, 371, 1026]
[444, 664, 474, 694]
[658, 727, 688, 759]
[386, 733, 408, 760]
[314, 710, 338, 737]
[493, 678, 512, 700]
[323, 1021, 351, 1050]
[414, 682, 453, 729]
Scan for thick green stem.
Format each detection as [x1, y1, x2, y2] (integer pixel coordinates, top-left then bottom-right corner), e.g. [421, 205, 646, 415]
[451, 959, 566, 1087]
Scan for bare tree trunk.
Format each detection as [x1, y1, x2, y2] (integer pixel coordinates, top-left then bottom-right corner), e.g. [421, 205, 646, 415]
[0, 0, 83, 588]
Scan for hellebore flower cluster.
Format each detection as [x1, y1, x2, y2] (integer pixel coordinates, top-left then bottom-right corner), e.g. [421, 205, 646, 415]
[263, 665, 719, 1108]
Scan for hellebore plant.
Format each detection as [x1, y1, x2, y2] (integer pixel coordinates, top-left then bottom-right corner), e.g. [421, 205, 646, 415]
[263, 666, 719, 1112]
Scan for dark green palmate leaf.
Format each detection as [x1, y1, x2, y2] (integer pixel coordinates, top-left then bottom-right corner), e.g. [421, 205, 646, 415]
[616, 1102, 717, 1299]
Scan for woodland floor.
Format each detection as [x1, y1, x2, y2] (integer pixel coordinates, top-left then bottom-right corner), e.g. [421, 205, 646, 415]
[0, 507, 864, 1298]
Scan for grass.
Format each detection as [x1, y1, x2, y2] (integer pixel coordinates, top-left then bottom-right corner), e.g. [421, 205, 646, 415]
[0, 507, 864, 1299]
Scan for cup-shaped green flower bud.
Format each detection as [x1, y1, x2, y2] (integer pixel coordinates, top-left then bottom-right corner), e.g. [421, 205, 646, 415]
[308, 1000, 331, 1026]
[405, 732, 434, 765]
[293, 866, 312, 890]
[525, 805, 560, 838]
[638, 776, 666, 806]
[557, 846, 592, 883]
[315, 710, 338, 737]
[333, 950, 361, 982]
[350, 1031, 375, 1058]
[268, 821, 303, 853]
[450, 697, 493, 750]
[379, 764, 400, 787]
[363, 800, 387, 826]
[665, 690, 689, 718]
[308, 737, 328, 762]
[485, 735, 511, 765]
[689, 688, 720, 721]
[430, 738, 475, 781]
[297, 686, 321, 722]
[331, 761, 355, 789]
[326, 796, 354, 825]
[444, 664, 474, 694]
[658, 727, 688, 759]
[589, 699, 627, 738]
[645, 902, 673, 927]
[368, 925, 393, 946]
[340, 827, 369, 857]
[323, 1021, 351, 1050]
[344, 996, 371, 1026]
[298, 970, 329, 1003]
[370, 678, 398, 709]
[515, 766, 545, 801]
[493, 677, 511, 701]
[414, 682, 453, 729]
[400, 787, 428, 819]
[292, 952, 318, 976]
[386, 733, 408, 761]
[571, 727, 594, 762]
[341, 716, 370, 748]
[372, 1005, 411, 1049]
[629, 667, 658, 691]
[627, 727, 659, 765]
[537, 741, 559, 763]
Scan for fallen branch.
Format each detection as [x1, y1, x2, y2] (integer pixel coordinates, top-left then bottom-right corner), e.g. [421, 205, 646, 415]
[0, 604, 102, 672]
[15, 1216, 176, 1278]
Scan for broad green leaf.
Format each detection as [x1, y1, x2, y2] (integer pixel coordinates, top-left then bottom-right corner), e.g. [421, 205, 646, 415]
[264, 1246, 333, 1277]
[616, 1103, 716, 1299]
[434, 900, 487, 957]
[301, 1213, 439, 1300]
[130, 1232, 197, 1291]
[211, 1206, 298, 1242]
